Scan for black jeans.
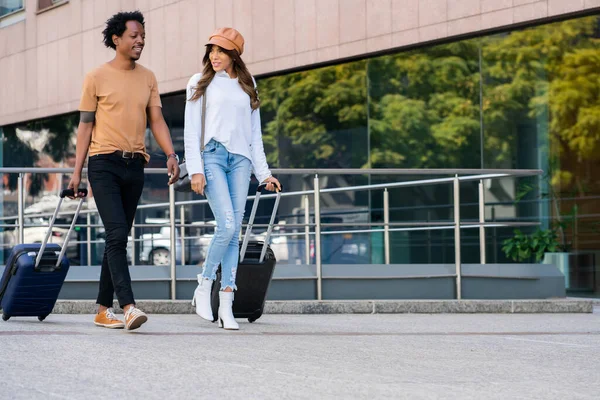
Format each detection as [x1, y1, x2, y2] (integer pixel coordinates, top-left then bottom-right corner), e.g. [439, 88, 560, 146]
[88, 153, 145, 308]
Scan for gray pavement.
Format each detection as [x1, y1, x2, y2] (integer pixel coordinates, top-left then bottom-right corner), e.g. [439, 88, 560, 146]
[1, 310, 600, 399]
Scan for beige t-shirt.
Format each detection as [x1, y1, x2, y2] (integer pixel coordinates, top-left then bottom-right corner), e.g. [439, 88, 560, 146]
[78, 63, 162, 163]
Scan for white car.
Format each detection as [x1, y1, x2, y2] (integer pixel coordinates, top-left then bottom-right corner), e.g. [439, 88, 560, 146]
[125, 219, 209, 266]
[132, 220, 289, 266]
[130, 226, 183, 265]
[1, 219, 79, 260]
[97, 219, 288, 266]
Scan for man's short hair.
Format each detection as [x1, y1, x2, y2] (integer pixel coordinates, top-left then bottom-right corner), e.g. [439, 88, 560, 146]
[102, 11, 145, 50]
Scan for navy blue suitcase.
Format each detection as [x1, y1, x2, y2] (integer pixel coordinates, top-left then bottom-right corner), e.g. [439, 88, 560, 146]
[0, 243, 69, 321]
[0, 188, 87, 322]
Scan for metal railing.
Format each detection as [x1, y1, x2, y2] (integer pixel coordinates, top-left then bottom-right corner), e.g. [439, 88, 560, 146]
[0, 167, 543, 300]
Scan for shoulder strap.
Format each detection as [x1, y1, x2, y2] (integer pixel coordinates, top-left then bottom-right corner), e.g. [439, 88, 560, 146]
[201, 93, 206, 152]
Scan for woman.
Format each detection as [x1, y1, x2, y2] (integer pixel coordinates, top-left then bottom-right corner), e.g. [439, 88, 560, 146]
[184, 27, 281, 330]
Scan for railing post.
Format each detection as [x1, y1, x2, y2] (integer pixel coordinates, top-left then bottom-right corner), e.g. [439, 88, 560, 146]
[384, 188, 390, 265]
[479, 180, 486, 265]
[87, 212, 92, 266]
[453, 175, 462, 300]
[169, 183, 177, 300]
[427, 210, 432, 264]
[304, 195, 310, 265]
[180, 205, 186, 266]
[17, 173, 24, 244]
[492, 207, 498, 263]
[130, 224, 136, 266]
[314, 175, 322, 301]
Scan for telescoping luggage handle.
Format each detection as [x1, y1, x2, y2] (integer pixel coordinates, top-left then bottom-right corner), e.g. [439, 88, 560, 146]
[35, 188, 88, 269]
[240, 183, 283, 264]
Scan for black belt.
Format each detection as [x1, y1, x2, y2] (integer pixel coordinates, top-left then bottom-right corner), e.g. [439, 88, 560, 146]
[113, 150, 145, 160]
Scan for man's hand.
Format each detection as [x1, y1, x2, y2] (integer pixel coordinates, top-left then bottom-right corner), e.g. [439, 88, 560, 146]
[167, 157, 180, 185]
[67, 173, 82, 199]
[263, 176, 281, 192]
[191, 174, 206, 196]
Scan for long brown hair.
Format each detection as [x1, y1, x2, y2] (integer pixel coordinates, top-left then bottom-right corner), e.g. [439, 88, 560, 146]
[189, 45, 260, 110]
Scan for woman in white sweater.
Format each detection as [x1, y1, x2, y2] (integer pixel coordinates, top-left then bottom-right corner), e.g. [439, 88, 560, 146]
[184, 28, 281, 330]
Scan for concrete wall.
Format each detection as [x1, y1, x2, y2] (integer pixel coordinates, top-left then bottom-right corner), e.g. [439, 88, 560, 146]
[1, 0, 599, 126]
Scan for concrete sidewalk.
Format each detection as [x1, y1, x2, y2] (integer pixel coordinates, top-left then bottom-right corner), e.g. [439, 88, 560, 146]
[1, 311, 599, 399]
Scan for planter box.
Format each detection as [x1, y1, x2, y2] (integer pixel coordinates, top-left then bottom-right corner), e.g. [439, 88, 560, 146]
[543, 252, 596, 292]
[543, 252, 570, 289]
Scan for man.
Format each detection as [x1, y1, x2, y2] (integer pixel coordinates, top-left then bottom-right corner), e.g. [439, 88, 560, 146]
[68, 11, 180, 330]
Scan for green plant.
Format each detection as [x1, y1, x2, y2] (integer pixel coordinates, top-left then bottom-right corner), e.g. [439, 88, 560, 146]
[512, 154, 581, 255]
[502, 229, 559, 262]
[503, 159, 580, 262]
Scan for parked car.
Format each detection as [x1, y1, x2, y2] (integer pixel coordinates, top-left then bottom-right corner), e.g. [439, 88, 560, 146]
[94, 218, 289, 266]
[245, 223, 289, 263]
[1, 217, 79, 261]
[289, 206, 371, 264]
[132, 226, 182, 265]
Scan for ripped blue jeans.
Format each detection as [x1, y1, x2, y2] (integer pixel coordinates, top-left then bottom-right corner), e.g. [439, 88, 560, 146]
[201, 139, 252, 291]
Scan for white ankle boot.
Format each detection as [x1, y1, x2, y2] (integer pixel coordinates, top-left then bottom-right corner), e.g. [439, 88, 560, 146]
[218, 291, 239, 330]
[191, 275, 214, 321]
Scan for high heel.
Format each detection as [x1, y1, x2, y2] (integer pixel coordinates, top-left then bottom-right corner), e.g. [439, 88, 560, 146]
[218, 291, 239, 330]
[192, 275, 214, 321]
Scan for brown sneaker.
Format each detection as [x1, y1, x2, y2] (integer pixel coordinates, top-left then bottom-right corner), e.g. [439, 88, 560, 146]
[124, 306, 148, 330]
[94, 308, 125, 329]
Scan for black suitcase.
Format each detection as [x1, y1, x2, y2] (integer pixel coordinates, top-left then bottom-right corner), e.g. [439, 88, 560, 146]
[211, 183, 282, 323]
[0, 189, 87, 321]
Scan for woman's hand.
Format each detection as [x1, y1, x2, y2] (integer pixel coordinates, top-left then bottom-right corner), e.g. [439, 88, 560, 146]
[262, 176, 281, 192]
[191, 174, 206, 196]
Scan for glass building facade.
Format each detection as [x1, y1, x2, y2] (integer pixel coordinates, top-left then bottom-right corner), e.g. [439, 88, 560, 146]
[1, 15, 599, 296]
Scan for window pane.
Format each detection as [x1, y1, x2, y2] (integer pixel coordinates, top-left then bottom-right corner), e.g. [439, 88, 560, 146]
[482, 15, 600, 295]
[0, 0, 24, 18]
[258, 62, 370, 264]
[258, 61, 368, 169]
[0, 114, 82, 265]
[367, 39, 483, 263]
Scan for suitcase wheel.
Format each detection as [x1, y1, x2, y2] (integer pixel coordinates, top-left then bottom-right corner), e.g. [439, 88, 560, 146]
[248, 311, 262, 323]
[2, 314, 9, 321]
[38, 315, 48, 322]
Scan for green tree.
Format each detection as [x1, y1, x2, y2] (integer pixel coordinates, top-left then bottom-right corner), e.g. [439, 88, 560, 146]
[1, 114, 77, 197]
[1, 125, 46, 196]
[25, 113, 78, 163]
[259, 61, 367, 168]
[482, 17, 600, 186]
[482, 16, 600, 254]
[367, 40, 482, 168]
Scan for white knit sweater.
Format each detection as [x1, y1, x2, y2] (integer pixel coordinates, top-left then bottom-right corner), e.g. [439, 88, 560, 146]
[183, 70, 272, 182]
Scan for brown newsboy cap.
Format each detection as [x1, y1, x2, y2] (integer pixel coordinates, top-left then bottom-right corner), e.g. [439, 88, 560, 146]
[206, 27, 245, 56]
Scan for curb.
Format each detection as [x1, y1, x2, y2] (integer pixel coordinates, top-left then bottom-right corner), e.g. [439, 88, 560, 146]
[48, 299, 594, 314]
[568, 297, 600, 304]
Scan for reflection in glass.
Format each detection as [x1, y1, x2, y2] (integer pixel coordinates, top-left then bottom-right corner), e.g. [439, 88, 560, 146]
[0, 113, 82, 264]
[482, 16, 600, 295]
[0, 0, 24, 18]
[367, 40, 483, 263]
